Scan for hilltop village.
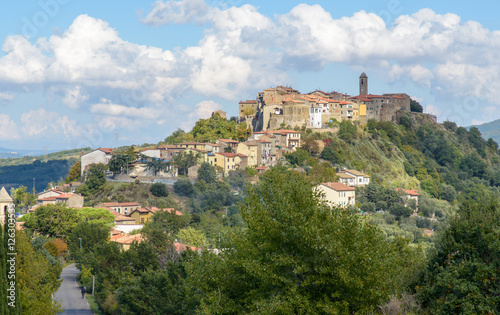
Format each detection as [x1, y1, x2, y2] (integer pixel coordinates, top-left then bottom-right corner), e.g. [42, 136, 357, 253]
[239, 73, 426, 132]
[7, 72, 500, 315]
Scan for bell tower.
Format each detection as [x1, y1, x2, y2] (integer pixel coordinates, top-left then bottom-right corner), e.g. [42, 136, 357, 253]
[359, 72, 368, 95]
[0, 187, 13, 226]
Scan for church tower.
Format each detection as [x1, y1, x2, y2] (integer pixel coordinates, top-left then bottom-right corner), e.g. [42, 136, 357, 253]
[359, 72, 368, 95]
[0, 187, 14, 226]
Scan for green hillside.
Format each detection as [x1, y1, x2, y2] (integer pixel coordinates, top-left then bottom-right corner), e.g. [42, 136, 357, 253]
[471, 118, 500, 145]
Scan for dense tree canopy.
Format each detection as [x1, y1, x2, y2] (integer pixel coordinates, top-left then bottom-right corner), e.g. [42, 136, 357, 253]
[187, 167, 424, 314]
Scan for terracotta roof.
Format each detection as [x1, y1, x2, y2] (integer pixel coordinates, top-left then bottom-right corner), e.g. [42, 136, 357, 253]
[278, 130, 300, 133]
[397, 188, 420, 196]
[38, 196, 57, 201]
[110, 211, 135, 222]
[56, 193, 78, 199]
[158, 144, 181, 149]
[179, 141, 206, 145]
[321, 182, 356, 191]
[256, 139, 271, 143]
[217, 139, 239, 144]
[392, 95, 405, 99]
[130, 207, 182, 216]
[99, 202, 140, 207]
[216, 153, 241, 158]
[113, 233, 143, 245]
[239, 100, 257, 104]
[256, 166, 268, 170]
[174, 242, 201, 252]
[99, 147, 114, 154]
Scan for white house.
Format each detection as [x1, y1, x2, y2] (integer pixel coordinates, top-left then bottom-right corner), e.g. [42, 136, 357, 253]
[316, 182, 356, 207]
[81, 148, 114, 176]
[337, 169, 370, 187]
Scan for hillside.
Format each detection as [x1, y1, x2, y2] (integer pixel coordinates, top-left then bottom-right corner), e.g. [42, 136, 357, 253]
[470, 118, 500, 145]
[314, 113, 500, 202]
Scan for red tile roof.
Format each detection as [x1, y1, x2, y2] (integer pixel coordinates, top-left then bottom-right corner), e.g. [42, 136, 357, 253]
[174, 242, 201, 252]
[110, 211, 135, 222]
[239, 100, 257, 104]
[397, 188, 420, 196]
[99, 147, 114, 154]
[217, 139, 239, 144]
[321, 182, 356, 191]
[256, 166, 268, 170]
[38, 196, 57, 201]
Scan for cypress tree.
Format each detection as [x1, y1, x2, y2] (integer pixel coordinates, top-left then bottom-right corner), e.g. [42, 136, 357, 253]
[1, 217, 7, 315]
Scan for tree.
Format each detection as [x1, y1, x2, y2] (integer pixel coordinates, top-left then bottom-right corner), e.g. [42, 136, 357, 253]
[23, 204, 81, 238]
[410, 99, 423, 113]
[187, 167, 425, 313]
[108, 154, 134, 174]
[176, 227, 209, 248]
[142, 210, 187, 254]
[338, 120, 357, 142]
[10, 185, 36, 211]
[197, 162, 217, 185]
[68, 221, 110, 255]
[16, 231, 62, 314]
[419, 200, 500, 314]
[284, 148, 309, 166]
[66, 161, 81, 183]
[85, 163, 107, 192]
[165, 128, 188, 145]
[146, 158, 169, 176]
[308, 162, 338, 184]
[173, 179, 195, 197]
[150, 182, 169, 197]
[173, 151, 201, 176]
[301, 137, 320, 155]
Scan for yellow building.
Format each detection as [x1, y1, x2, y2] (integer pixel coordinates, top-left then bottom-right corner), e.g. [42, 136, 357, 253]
[178, 142, 208, 151]
[236, 141, 260, 167]
[129, 207, 182, 224]
[214, 153, 248, 176]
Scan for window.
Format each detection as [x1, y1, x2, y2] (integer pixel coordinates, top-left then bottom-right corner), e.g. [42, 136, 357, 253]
[141, 218, 144, 223]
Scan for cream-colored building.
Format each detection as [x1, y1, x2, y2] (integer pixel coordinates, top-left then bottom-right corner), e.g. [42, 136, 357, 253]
[337, 169, 370, 187]
[237, 141, 261, 167]
[317, 182, 356, 208]
[81, 148, 114, 176]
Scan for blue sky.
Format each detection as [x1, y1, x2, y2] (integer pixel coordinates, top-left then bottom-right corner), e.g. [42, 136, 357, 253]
[1, 0, 500, 150]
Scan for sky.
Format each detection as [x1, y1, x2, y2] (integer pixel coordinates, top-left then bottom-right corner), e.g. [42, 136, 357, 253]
[1, 0, 500, 150]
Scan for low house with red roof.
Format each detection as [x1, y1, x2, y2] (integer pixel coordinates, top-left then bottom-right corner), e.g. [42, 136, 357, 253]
[110, 229, 143, 251]
[81, 147, 114, 177]
[316, 182, 356, 208]
[96, 202, 141, 215]
[129, 207, 182, 224]
[37, 188, 64, 200]
[37, 193, 84, 208]
[397, 189, 420, 207]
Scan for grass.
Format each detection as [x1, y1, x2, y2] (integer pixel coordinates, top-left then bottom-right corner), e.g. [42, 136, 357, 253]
[86, 294, 104, 315]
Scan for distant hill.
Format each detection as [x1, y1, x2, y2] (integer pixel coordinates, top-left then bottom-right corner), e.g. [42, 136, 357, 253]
[0, 147, 90, 191]
[469, 119, 500, 144]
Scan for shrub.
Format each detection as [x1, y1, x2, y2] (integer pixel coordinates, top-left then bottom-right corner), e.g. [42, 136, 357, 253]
[150, 182, 169, 197]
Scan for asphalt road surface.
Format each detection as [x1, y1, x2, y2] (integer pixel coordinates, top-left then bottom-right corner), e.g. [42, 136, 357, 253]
[54, 263, 94, 315]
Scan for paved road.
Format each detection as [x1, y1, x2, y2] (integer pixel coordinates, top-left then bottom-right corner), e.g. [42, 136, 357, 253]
[54, 264, 94, 315]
